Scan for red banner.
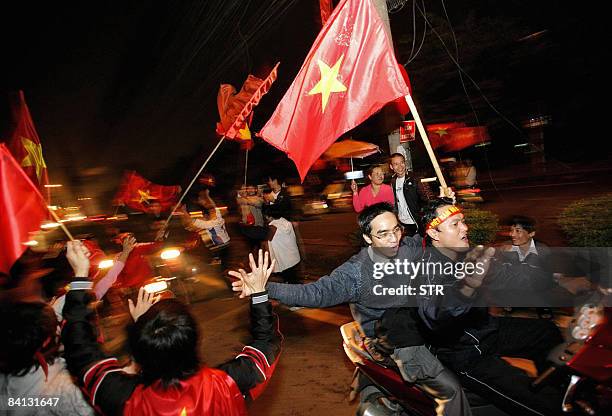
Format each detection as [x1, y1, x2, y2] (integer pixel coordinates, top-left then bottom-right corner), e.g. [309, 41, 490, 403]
[222, 63, 280, 141]
[399, 120, 416, 143]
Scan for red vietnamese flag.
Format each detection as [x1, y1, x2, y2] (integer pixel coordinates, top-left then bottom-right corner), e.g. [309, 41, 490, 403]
[114, 171, 180, 212]
[426, 122, 467, 149]
[7, 91, 50, 201]
[215, 75, 263, 141]
[259, 0, 410, 180]
[0, 144, 48, 274]
[443, 126, 489, 152]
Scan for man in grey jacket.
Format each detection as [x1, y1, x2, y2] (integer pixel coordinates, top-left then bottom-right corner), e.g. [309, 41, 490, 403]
[230, 203, 493, 416]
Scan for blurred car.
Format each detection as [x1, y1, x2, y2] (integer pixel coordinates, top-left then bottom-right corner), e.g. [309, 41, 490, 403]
[322, 181, 354, 212]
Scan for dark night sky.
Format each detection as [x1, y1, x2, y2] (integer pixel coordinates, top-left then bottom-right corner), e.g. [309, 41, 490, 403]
[1, 0, 608, 209]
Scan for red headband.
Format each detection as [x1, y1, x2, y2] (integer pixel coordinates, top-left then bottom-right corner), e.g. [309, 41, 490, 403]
[425, 206, 462, 231]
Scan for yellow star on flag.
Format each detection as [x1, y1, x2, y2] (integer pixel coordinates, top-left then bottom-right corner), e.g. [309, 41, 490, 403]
[134, 189, 154, 204]
[20, 137, 47, 180]
[238, 123, 251, 140]
[308, 54, 347, 112]
[179, 407, 187, 416]
[435, 129, 449, 137]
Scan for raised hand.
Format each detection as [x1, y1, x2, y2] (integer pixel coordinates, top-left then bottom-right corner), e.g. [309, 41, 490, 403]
[66, 240, 91, 277]
[439, 186, 456, 204]
[118, 235, 137, 262]
[128, 286, 161, 322]
[462, 245, 496, 290]
[351, 180, 358, 194]
[229, 250, 276, 299]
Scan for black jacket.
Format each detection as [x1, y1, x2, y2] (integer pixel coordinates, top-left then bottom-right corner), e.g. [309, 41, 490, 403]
[61, 287, 281, 416]
[379, 246, 553, 370]
[390, 175, 433, 229]
[262, 189, 292, 221]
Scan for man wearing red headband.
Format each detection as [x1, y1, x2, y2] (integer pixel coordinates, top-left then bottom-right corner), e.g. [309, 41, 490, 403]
[377, 198, 564, 416]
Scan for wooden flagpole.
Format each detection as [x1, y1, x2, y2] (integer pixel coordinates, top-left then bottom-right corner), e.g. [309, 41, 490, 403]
[163, 135, 226, 229]
[404, 94, 452, 197]
[244, 148, 249, 186]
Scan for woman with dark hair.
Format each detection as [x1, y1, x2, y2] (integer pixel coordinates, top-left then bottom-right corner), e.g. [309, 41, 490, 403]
[351, 165, 395, 213]
[0, 302, 94, 415]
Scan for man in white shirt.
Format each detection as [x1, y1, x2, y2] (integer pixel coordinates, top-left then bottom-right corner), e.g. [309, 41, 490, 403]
[389, 153, 433, 236]
[262, 189, 301, 284]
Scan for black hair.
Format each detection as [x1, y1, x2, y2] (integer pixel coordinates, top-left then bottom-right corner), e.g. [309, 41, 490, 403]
[0, 302, 59, 376]
[389, 153, 405, 162]
[508, 215, 536, 233]
[358, 202, 395, 235]
[421, 198, 455, 228]
[421, 198, 456, 246]
[367, 165, 383, 177]
[264, 173, 285, 184]
[128, 299, 200, 387]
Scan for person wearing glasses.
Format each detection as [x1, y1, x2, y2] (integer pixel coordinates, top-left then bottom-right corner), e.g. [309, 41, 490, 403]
[230, 202, 476, 416]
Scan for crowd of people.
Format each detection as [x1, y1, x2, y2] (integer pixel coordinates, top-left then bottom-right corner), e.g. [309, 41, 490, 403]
[0, 153, 605, 416]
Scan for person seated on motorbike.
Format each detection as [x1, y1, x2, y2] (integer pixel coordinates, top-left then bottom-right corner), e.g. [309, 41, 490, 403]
[231, 202, 477, 416]
[495, 215, 568, 317]
[376, 198, 565, 416]
[61, 241, 281, 416]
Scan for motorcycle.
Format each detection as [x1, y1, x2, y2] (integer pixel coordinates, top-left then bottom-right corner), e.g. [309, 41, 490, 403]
[531, 303, 611, 415]
[340, 322, 509, 416]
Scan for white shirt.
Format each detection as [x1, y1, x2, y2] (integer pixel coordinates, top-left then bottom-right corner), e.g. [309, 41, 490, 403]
[268, 218, 300, 272]
[191, 208, 230, 246]
[394, 176, 415, 225]
[511, 239, 538, 262]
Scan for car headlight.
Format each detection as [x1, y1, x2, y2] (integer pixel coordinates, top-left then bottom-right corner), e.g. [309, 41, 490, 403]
[571, 304, 604, 341]
[144, 281, 168, 294]
[160, 248, 181, 260]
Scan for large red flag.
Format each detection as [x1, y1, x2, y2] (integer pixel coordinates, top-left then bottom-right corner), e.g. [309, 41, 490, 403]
[258, 0, 410, 180]
[114, 171, 180, 212]
[0, 144, 48, 274]
[7, 91, 50, 201]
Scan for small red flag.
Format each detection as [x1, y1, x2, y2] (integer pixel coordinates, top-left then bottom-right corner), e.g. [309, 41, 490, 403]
[0, 144, 48, 274]
[114, 171, 180, 213]
[7, 91, 50, 201]
[216, 75, 263, 141]
[258, 0, 410, 180]
[216, 64, 280, 148]
[443, 126, 490, 152]
[426, 122, 467, 149]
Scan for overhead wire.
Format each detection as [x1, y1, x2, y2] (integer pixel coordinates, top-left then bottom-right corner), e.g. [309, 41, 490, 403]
[405, 0, 427, 65]
[412, 0, 516, 200]
[112, 0, 300, 158]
